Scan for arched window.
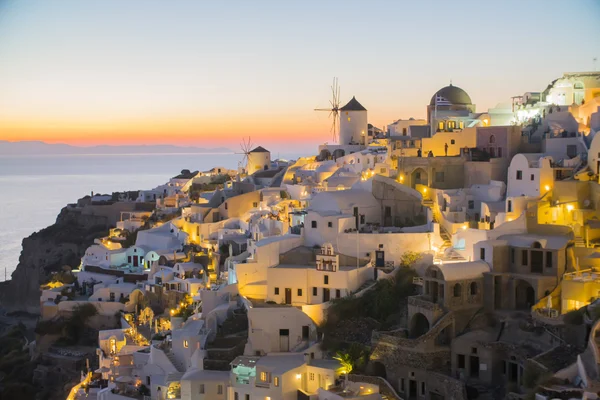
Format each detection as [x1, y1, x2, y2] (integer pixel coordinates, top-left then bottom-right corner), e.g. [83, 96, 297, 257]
[489, 135, 495, 144]
[574, 82, 584, 90]
[453, 283, 462, 297]
[532, 241, 542, 249]
[470, 282, 478, 295]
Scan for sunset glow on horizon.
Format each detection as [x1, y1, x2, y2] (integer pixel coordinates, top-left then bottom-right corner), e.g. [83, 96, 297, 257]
[1, 0, 599, 153]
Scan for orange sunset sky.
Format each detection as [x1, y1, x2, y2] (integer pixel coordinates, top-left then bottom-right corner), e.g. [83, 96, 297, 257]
[1, 1, 599, 153]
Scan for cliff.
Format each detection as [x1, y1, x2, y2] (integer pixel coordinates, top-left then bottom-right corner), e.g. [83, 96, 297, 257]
[0, 205, 110, 314]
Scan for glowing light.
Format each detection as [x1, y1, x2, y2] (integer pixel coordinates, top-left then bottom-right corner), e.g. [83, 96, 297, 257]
[295, 374, 302, 380]
[422, 188, 427, 194]
[170, 309, 175, 315]
[399, 175, 404, 182]
[462, 225, 467, 230]
[544, 185, 551, 192]
[483, 119, 489, 125]
[567, 204, 574, 212]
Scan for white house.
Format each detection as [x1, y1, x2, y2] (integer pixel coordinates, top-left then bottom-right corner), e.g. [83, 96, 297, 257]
[229, 354, 342, 400]
[506, 153, 554, 198]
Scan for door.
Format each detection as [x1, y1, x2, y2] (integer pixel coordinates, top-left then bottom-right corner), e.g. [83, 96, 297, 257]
[133, 256, 139, 267]
[302, 325, 309, 340]
[409, 380, 417, 399]
[323, 288, 330, 302]
[279, 329, 289, 351]
[470, 356, 480, 378]
[285, 288, 292, 304]
[375, 251, 385, 267]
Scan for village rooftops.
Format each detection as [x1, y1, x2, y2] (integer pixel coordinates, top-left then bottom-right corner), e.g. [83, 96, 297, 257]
[255, 353, 306, 375]
[497, 233, 571, 249]
[181, 368, 229, 382]
[431, 260, 490, 281]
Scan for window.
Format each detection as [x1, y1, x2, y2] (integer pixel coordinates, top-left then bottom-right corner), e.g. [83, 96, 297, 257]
[224, 202, 228, 210]
[421, 382, 426, 396]
[274, 287, 279, 295]
[199, 384, 204, 394]
[453, 283, 462, 297]
[183, 340, 189, 348]
[451, 139, 456, 145]
[360, 215, 365, 224]
[522, 250, 528, 266]
[489, 135, 495, 144]
[438, 121, 444, 130]
[459, 121, 464, 129]
[260, 371, 271, 382]
[516, 170, 522, 180]
[435, 171, 445, 182]
[402, 128, 407, 135]
[380, 167, 386, 173]
[324, 275, 329, 285]
[472, 347, 478, 354]
[510, 248, 515, 263]
[458, 354, 465, 369]
[468, 200, 474, 210]
[217, 385, 223, 394]
[498, 147, 503, 158]
[245, 395, 249, 400]
[336, 289, 341, 298]
[480, 248, 485, 260]
[546, 251, 553, 268]
[400, 378, 405, 392]
[415, 171, 421, 179]
[234, 392, 239, 400]
[309, 373, 315, 381]
[507, 200, 512, 212]
[297, 288, 303, 296]
[312, 287, 317, 296]
[128, 256, 132, 263]
[311, 220, 317, 228]
[274, 376, 279, 387]
[328, 221, 332, 228]
[253, 202, 258, 207]
[470, 282, 478, 295]
[530, 174, 534, 181]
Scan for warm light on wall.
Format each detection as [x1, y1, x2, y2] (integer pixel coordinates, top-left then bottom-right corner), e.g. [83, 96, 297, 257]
[422, 188, 427, 193]
[544, 185, 551, 192]
[295, 374, 302, 380]
[567, 204, 574, 212]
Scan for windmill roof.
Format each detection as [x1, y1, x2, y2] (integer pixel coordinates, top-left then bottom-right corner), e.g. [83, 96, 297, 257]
[340, 96, 367, 111]
[250, 146, 270, 153]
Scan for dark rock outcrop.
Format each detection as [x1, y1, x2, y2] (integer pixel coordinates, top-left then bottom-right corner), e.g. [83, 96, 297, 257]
[0, 205, 109, 314]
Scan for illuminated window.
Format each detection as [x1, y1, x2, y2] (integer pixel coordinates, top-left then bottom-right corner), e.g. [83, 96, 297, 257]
[347, 117, 351, 122]
[438, 122, 444, 130]
[447, 121, 456, 129]
[274, 376, 279, 387]
[183, 340, 189, 348]
[217, 385, 223, 394]
[459, 121, 464, 129]
[297, 288, 302, 296]
[310, 373, 315, 381]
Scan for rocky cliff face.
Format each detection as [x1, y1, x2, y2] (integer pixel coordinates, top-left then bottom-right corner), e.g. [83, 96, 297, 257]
[0, 206, 109, 314]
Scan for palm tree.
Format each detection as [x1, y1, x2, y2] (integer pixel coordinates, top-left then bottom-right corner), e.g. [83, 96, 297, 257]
[333, 351, 354, 387]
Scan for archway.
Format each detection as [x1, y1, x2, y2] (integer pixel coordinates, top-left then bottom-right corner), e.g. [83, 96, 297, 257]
[409, 312, 430, 338]
[411, 168, 428, 188]
[515, 280, 536, 310]
[332, 149, 346, 160]
[319, 149, 332, 161]
[371, 361, 387, 379]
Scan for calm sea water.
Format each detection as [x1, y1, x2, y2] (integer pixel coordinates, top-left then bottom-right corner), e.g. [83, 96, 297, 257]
[0, 152, 301, 281]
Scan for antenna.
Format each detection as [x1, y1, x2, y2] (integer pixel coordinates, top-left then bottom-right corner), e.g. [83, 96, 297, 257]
[315, 77, 341, 143]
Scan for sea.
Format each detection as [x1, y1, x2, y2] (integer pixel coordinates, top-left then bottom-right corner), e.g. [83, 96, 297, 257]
[0, 152, 301, 281]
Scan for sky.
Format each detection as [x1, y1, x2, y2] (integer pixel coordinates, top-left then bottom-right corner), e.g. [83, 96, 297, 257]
[0, 0, 599, 153]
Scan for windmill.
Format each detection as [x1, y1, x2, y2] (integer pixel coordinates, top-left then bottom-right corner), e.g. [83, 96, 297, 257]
[236, 136, 254, 173]
[315, 77, 341, 143]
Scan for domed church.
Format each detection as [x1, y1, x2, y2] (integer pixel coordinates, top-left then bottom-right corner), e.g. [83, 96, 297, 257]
[426, 83, 489, 134]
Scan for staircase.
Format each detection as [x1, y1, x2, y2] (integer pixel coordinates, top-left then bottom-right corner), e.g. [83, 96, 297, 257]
[165, 350, 185, 372]
[574, 236, 586, 248]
